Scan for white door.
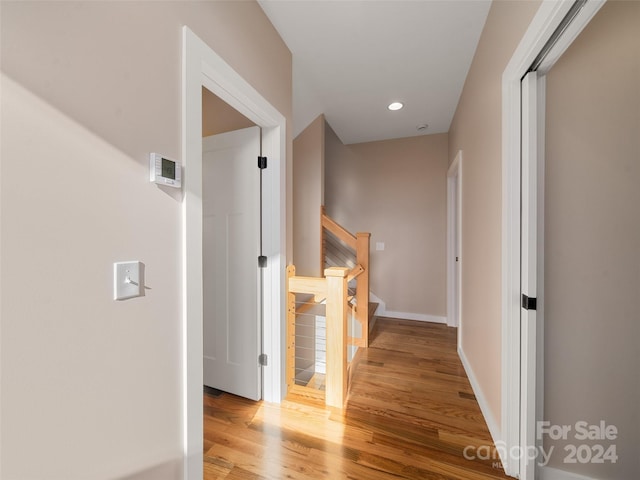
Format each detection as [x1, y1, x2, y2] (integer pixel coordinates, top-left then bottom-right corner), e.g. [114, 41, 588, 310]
[520, 71, 544, 479]
[203, 126, 262, 401]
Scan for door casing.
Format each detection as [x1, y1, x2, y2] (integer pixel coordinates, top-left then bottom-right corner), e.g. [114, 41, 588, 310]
[446, 150, 462, 338]
[182, 27, 287, 480]
[501, 1, 605, 477]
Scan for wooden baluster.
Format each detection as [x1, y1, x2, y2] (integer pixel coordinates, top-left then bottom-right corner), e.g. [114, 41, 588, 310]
[320, 206, 326, 276]
[324, 267, 349, 408]
[286, 265, 296, 394]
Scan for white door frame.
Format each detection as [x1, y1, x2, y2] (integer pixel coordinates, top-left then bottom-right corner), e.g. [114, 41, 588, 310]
[519, 71, 545, 479]
[501, 1, 605, 477]
[182, 27, 287, 480]
[446, 150, 462, 337]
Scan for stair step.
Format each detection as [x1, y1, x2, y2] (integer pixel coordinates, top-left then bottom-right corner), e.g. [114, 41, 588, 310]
[368, 302, 379, 318]
[368, 302, 379, 334]
[305, 373, 326, 390]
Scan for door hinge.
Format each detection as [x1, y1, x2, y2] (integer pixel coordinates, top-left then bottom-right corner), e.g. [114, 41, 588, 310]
[258, 353, 268, 366]
[258, 255, 267, 268]
[521, 294, 537, 311]
[258, 156, 267, 169]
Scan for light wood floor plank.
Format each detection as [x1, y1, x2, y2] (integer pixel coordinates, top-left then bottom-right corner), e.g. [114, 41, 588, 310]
[204, 317, 509, 479]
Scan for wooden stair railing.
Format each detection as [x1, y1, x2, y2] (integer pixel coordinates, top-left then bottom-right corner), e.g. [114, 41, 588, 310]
[287, 265, 349, 408]
[320, 206, 371, 347]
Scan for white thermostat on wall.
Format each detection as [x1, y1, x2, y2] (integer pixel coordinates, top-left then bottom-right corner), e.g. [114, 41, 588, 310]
[150, 153, 181, 188]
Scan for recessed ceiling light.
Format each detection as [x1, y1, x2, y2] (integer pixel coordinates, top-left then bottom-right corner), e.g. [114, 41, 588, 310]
[387, 102, 403, 111]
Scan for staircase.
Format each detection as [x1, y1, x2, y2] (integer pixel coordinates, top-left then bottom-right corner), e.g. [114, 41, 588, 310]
[286, 207, 377, 408]
[323, 227, 379, 340]
[320, 207, 372, 348]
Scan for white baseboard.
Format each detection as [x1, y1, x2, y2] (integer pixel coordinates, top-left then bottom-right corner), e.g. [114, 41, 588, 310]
[457, 346, 504, 468]
[383, 311, 447, 324]
[540, 466, 598, 480]
[457, 352, 600, 480]
[369, 292, 446, 324]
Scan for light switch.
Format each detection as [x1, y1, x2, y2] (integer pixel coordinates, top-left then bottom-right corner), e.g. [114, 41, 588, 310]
[114, 261, 145, 300]
[376, 242, 385, 251]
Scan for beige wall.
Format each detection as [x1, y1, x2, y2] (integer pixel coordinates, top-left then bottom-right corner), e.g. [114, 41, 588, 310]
[202, 87, 255, 137]
[325, 129, 449, 318]
[543, 2, 639, 477]
[292, 115, 325, 277]
[448, 0, 542, 431]
[0, 2, 291, 479]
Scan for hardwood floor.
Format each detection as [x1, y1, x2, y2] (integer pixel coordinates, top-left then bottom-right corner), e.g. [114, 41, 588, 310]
[203, 317, 509, 479]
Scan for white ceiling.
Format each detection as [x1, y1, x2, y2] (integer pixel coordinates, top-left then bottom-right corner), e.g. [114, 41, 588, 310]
[259, 0, 492, 145]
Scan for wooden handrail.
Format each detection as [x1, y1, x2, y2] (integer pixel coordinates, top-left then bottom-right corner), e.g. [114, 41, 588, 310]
[320, 206, 371, 348]
[288, 275, 327, 303]
[347, 264, 365, 282]
[321, 206, 357, 250]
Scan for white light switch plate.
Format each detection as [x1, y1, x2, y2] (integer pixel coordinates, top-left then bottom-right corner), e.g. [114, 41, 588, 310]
[376, 242, 385, 251]
[114, 261, 145, 300]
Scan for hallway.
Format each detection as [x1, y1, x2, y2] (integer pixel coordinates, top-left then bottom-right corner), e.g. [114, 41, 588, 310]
[203, 318, 508, 479]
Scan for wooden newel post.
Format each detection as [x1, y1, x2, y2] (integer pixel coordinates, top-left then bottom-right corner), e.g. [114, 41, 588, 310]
[324, 266, 350, 408]
[355, 232, 371, 347]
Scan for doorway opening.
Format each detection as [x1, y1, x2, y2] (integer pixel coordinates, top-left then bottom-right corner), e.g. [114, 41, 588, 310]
[201, 88, 261, 401]
[183, 27, 287, 479]
[446, 150, 462, 347]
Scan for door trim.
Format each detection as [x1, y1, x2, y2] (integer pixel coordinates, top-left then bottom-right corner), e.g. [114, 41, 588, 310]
[519, 71, 545, 479]
[501, 1, 605, 477]
[446, 150, 462, 334]
[182, 27, 287, 480]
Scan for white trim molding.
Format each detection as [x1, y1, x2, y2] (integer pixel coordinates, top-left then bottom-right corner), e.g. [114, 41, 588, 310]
[540, 466, 599, 480]
[458, 346, 503, 465]
[501, 1, 605, 478]
[447, 151, 462, 331]
[501, 2, 573, 473]
[383, 311, 447, 324]
[182, 26, 287, 480]
[370, 292, 446, 324]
